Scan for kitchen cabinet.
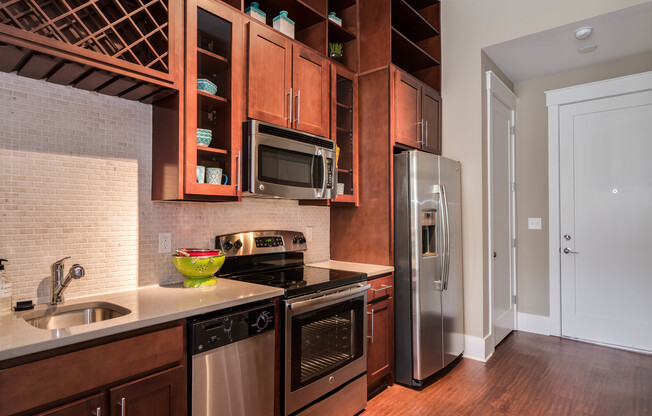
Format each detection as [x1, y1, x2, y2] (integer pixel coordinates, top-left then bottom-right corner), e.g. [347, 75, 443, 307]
[152, 0, 245, 201]
[0, 0, 183, 102]
[366, 273, 394, 394]
[248, 22, 329, 137]
[0, 322, 186, 416]
[35, 393, 105, 416]
[110, 366, 185, 416]
[394, 68, 441, 154]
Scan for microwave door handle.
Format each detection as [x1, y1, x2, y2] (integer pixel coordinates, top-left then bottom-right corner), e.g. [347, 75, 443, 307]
[319, 151, 327, 198]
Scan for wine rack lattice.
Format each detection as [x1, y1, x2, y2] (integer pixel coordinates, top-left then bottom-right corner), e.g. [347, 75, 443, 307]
[0, 0, 170, 73]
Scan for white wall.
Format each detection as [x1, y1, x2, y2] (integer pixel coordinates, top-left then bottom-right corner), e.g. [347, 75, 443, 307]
[514, 51, 652, 316]
[441, 0, 649, 340]
[0, 72, 330, 305]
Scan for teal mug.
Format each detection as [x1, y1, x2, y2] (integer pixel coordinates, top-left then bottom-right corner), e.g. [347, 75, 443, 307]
[206, 168, 228, 185]
[196, 165, 205, 183]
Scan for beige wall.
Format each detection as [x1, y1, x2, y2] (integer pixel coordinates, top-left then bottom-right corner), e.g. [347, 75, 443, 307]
[441, 0, 649, 339]
[0, 72, 330, 305]
[514, 52, 652, 316]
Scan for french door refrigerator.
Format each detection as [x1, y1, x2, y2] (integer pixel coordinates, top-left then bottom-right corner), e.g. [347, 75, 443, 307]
[394, 150, 464, 387]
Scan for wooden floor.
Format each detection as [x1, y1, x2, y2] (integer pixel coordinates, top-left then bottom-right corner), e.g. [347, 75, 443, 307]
[364, 331, 652, 415]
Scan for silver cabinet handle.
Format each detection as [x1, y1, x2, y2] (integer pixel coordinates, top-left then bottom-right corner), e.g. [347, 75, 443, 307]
[372, 285, 393, 292]
[236, 150, 241, 191]
[296, 90, 301, 124]
[93, 407, 101, 416]
[425, 120, 428, 147]
[563, 247, 579, 254]
[416, 120, 424, 144]
[286, 87, 293, 124]
[367, 309, 374, 343]
[119, 398, 126, 416]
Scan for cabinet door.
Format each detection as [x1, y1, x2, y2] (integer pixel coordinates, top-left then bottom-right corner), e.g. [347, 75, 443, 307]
[367, 298, 392, 389]
[292, 45, 330, 137]
[110, 366, 186, 416]
[248, 23, 292, 127]
[36, 393, 104, 416]
[421, 86, 441, 155]
[394, 70, 422, 149]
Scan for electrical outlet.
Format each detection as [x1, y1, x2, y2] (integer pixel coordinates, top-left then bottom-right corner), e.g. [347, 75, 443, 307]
[528, 218, 542, 230]
[305, 227, 313, 242]
[159, 232, 171, 253]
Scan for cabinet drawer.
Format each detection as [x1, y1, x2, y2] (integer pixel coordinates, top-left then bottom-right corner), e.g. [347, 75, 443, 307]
[367, 274, 394, 303]
[0, 325, 184, 415]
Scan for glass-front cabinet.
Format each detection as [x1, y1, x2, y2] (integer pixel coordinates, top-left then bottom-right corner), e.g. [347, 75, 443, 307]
[331, 64, 359, 205]
[184, 0, 243, 199]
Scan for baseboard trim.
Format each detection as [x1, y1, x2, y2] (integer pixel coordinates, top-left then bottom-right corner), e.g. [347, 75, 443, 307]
[517, 312, 551, 336]
[463, 334, 493, 362]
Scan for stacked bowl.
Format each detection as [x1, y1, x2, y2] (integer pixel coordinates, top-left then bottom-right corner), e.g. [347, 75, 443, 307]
[197, 79, 218, 95]
[197, 128, 212, 147]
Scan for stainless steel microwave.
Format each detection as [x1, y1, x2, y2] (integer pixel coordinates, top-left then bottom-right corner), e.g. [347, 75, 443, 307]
[244, 120, 336, 200]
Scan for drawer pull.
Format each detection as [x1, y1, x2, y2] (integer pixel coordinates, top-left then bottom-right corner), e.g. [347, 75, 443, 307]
[367, 309, 375, 343]
[373, 285, 393, 292]
[119, 398, 126, 416]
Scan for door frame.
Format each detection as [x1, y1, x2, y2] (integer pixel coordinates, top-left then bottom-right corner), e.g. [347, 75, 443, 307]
[545, 70, 652, 337]
[486, 71, 517, 350]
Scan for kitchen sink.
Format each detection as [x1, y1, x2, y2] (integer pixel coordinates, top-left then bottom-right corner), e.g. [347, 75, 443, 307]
[23, 301, 131, 330]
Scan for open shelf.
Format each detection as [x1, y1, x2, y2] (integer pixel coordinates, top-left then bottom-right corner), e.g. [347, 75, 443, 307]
[391, 28, 439, 73]
[329, 0, 357, 10]
[328, 20, 357, 43]
[404, 0, 440, 10]
[198, 90, 228, 107]
[392, 0, 439, 42]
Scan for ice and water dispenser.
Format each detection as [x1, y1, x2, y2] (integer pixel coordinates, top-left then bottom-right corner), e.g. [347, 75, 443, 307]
[421, 209, 437, 257]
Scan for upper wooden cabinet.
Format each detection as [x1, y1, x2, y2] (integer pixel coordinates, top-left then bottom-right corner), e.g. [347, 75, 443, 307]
[152, 0, 245, 201]
[393, 67, 441, 154]
[0, 0, 183, 101]
[248, 22, 329, 137]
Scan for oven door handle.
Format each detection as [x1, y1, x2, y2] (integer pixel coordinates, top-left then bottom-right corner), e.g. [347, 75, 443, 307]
[287, 283, 370, 311]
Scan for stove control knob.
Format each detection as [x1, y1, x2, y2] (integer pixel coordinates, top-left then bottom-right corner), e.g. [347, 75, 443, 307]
[223, 241, 233, 251]
[234, 240, 243, 249]
[255, 313, 270, 330]
[292, 236, 299, 244]
[298, 236, 306, 244]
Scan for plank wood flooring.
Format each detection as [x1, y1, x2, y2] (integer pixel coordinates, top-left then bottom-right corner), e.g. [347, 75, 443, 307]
[364, 331, 652, 416]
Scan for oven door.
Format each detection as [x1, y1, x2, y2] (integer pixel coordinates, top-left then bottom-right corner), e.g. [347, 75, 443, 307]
[284, 283, 369, 415]
[248, 121, 335, 200]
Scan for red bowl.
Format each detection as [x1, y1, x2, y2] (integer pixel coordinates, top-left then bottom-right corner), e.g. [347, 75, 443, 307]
[175, 248, 224, 257]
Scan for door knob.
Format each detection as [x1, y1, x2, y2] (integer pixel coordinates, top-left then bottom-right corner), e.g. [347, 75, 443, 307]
[563, 247, 579, 254]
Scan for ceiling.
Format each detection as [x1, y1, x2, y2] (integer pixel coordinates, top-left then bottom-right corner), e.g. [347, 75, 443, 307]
[483, 1, 652, 83]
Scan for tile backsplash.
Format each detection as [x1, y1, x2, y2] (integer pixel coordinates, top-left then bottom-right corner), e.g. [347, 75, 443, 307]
[0, 72, 330, 304]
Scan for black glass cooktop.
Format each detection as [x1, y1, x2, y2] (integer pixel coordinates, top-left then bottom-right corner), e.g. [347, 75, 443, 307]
[229, 266, 366, 298]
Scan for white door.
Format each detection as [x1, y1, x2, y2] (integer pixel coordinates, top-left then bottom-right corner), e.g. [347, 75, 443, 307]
[488, 72, 517, 347]
[559, 89, 652, 351]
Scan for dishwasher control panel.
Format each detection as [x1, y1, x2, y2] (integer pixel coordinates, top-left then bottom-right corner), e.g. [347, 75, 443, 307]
[189, 302, 275, 355]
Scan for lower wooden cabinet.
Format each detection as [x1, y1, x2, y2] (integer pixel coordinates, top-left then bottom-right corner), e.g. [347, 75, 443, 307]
[110, 366, 185, 416]
[35, 393, 104, 416]
[366, 274, 394, 394]
[0, 322, 186, 416]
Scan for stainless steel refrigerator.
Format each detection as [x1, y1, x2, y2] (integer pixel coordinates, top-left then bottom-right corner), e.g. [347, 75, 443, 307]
[394, 150, 464, 387]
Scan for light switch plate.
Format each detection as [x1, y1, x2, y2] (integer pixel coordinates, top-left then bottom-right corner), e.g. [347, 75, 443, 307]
[528, 218, 542, 230]
[158, 232, 171, 253]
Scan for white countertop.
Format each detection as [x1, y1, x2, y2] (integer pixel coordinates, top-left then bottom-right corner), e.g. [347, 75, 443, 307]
[0, 280, 284, 361]
[307, 260, 394, 278]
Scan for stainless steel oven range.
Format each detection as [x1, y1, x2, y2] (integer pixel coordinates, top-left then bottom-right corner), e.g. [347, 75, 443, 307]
[216, 230, 369, 416]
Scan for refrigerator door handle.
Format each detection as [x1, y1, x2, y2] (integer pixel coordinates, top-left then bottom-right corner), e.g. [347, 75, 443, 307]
[433, 184, 446, 291]
[441, 184, 451, 290]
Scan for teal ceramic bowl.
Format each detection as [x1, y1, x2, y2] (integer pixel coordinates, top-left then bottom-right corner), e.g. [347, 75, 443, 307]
[197, 128, 212, 147]
[197, 79, 218, 95]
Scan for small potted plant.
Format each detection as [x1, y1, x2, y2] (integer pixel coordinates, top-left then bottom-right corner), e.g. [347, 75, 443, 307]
[329, 42, 343, 62]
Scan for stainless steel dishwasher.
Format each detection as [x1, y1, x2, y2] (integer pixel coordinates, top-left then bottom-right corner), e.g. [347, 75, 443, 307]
[188, 302, 275, 416]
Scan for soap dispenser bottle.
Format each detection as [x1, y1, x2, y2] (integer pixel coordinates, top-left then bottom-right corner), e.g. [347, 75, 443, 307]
[0, 259, 11, 316]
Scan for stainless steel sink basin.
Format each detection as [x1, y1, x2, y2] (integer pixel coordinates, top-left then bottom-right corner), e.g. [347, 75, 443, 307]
[23, 301, 131, 329]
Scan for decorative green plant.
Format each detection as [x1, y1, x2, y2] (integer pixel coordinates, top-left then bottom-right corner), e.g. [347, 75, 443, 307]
[329, 42, 343, 55]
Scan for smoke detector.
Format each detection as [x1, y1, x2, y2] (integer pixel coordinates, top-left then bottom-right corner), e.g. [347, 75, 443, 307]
[574, 27, 594, 40]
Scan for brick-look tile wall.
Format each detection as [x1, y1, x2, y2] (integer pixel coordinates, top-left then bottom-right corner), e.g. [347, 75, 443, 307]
[0, 72, 330, 304]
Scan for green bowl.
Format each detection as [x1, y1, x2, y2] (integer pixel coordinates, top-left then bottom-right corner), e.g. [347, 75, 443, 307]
[173, 254, 225, 278]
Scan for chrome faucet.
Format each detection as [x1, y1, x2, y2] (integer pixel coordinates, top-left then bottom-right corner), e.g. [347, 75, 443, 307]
[51, 256, 85, 305]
